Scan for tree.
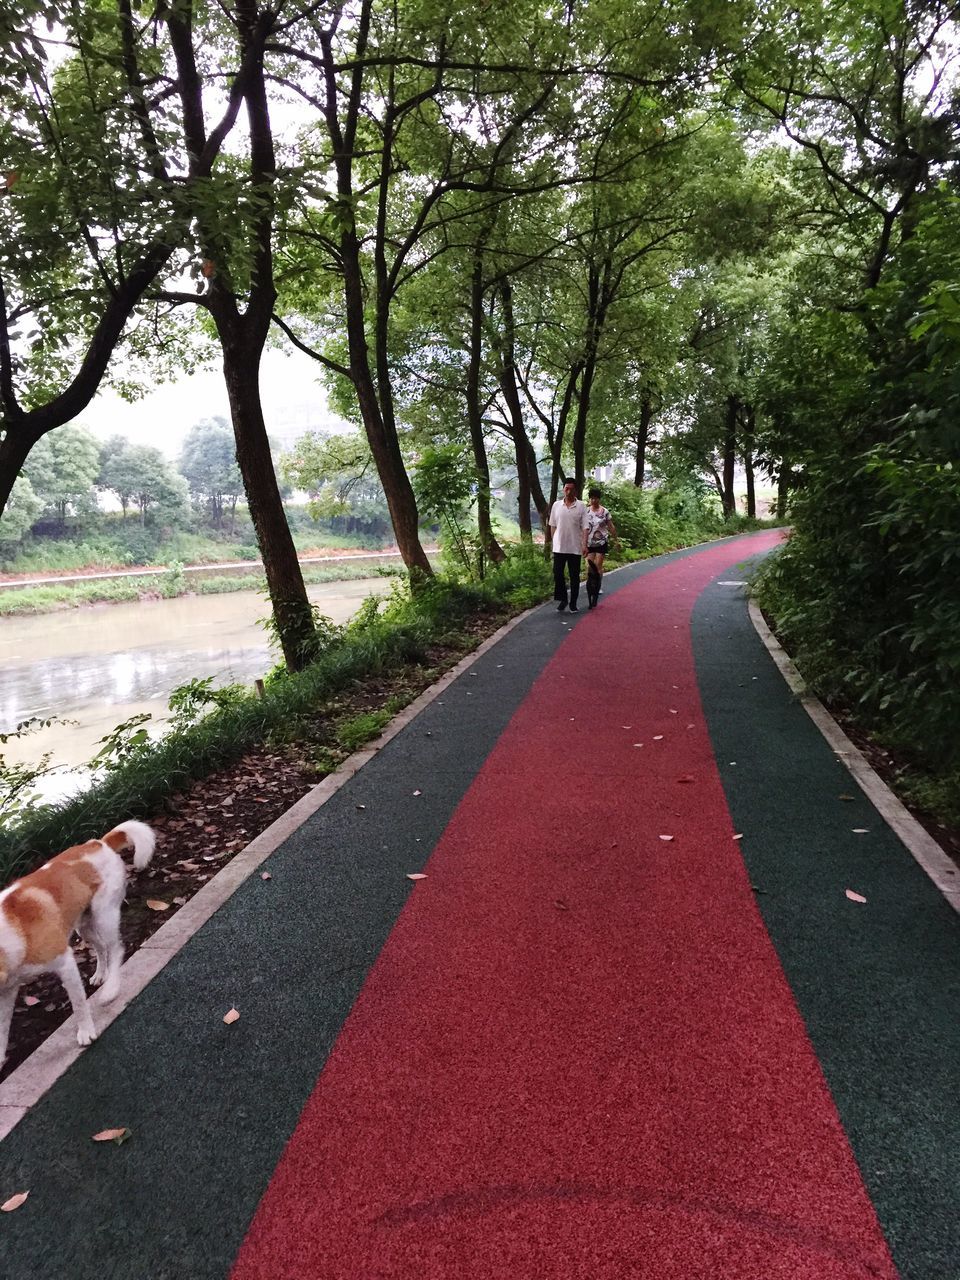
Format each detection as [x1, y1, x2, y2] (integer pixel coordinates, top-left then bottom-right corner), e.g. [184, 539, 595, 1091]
[0, 6, 180, 516]
[24, 425, 100, 527]
[178, 420, 244, 528]
[0, 3, 316, 670]
[0, 475, 41, 544]
[281, 430, 388, 528]
[99, 442, 189, 525]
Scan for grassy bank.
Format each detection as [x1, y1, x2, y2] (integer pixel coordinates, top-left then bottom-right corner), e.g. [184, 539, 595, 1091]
[0, 508, 390, 577]
[0, 560, 406, 617]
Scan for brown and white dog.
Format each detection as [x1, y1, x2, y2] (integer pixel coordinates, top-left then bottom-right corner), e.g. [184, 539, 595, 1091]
[0, 820, 155, 1067]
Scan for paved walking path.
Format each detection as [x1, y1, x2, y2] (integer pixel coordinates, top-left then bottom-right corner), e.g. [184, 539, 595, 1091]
[1, 530, 958, 1280]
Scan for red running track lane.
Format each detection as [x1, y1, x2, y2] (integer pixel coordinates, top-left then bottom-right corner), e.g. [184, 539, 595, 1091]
[231, 533, 898, 1280]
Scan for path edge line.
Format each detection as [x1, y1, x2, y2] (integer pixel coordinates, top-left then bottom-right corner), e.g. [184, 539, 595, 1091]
[0, 603, 539, 1142]
[748, 597, 959, 915]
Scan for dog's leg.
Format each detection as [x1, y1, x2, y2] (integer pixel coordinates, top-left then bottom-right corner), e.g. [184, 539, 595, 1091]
[87, 893, 124, 1003]
[82, 913, 108, 988]
[0, 987, 16, 1068]
[55, 951, 97, 1047]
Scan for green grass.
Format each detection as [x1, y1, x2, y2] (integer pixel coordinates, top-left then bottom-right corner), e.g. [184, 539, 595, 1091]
[0, 560, 407, 616]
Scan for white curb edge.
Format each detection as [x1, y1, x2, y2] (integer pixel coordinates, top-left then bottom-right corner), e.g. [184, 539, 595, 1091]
[748, 597, 959, 916]
[0, 603, 539, 1142]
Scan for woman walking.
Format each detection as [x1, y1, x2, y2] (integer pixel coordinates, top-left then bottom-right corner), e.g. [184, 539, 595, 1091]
[584, 487, 619, 609]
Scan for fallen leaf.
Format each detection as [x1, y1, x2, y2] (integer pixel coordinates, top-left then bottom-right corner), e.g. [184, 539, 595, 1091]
[633, 743, 644, 747]
[653, 735, 664, 741]
[733, 833, 744, 841]
[412, 789, 422, 796]
[839, 795, 855, 802]
[23, 995, 39, 1007]
[676, 775, 694, 784]
[846, 890, 867, 904]
[621, 725, 632, 729]
[92, 1128, 130, 1144]
[223, 1008, 240, 1025]
[659, 834, 674, 842]
[260, 872, 272, 881]
[554, 900, 569, 911]
[406, 872, 427, 881]
[172, 896, 187, 906]
[669, 709, 678, 714]
[852, 828, 869, 834]
[1, 1192, 28, 1212]
[355, 804, 366, 810]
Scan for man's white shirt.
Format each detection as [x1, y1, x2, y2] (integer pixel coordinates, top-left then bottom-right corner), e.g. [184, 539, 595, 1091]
[549, 499, 589, 554]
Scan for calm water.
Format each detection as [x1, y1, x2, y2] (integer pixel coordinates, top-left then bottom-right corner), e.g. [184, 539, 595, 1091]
[0, 578, 388, 802]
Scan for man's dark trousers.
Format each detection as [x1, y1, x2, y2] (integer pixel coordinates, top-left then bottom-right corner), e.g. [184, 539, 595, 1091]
[553, 552, 582, 607]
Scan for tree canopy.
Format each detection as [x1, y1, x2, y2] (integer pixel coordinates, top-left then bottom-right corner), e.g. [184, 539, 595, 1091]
[0, 0, 956, 711]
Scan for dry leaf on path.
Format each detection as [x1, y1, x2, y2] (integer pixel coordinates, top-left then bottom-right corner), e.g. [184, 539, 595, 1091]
[412, 789, 422, 796]
[846, 890, 867, 904]
[145, 900, 169, 912]
[1, 1192, 28, 1212]
[659, 835, 674, 842]
[653, 735, 664, 741]
[852, 828, 869, 834]
[260, 872, 272, 881]
[733, 834, 744, 841]
[406, 873, 427, 881]
[92, 1128, 130, 1144]
[223, 1008, 240, 1025]
[676, 775, 694, 784]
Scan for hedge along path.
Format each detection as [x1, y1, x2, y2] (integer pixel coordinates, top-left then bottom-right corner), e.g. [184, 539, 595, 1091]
[231, 530, 901, 1280]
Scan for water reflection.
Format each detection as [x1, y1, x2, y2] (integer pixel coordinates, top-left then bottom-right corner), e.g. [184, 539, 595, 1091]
[0, 577, 387, 800]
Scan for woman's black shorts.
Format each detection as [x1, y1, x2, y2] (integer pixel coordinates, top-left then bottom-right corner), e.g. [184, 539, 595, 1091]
[587, 541, 608, 556]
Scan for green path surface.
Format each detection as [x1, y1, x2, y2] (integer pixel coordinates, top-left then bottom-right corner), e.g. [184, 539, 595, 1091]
[0, 533, 957, 1280]
[693, 570, 960, 1280]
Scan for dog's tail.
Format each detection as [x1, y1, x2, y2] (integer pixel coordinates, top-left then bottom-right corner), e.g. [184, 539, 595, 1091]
[102, 820, 156, 871]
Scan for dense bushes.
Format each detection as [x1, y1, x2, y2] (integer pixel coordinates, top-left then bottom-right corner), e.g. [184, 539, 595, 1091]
[755, 431, 960, 780]
[601, 480, 771, 555]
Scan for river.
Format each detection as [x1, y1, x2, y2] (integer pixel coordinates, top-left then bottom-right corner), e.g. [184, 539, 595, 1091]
[0, 577, 389, 803]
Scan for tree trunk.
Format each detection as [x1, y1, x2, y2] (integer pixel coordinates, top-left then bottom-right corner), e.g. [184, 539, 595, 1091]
[721, 395, 738, 519]
[514, 441, 532, 540]
[0, 430, 38, 517]
[572, 356, 597, 496]
[743, 404, 756, 518]
[496, 279, 548, 541]
[222, 347, 315, 672]
[549, 371, 579, 506]
[466, 248, 504, 565]
[634, 394, 654, 487]
[777, 461, 791, 520]
[340, 235, 431, 579]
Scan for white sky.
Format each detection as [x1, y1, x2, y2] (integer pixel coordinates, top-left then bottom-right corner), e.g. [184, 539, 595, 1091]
[82, 347, 349, 457]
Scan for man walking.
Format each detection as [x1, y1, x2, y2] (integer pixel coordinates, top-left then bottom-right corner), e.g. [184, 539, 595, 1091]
[548, 478, 589, 612]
